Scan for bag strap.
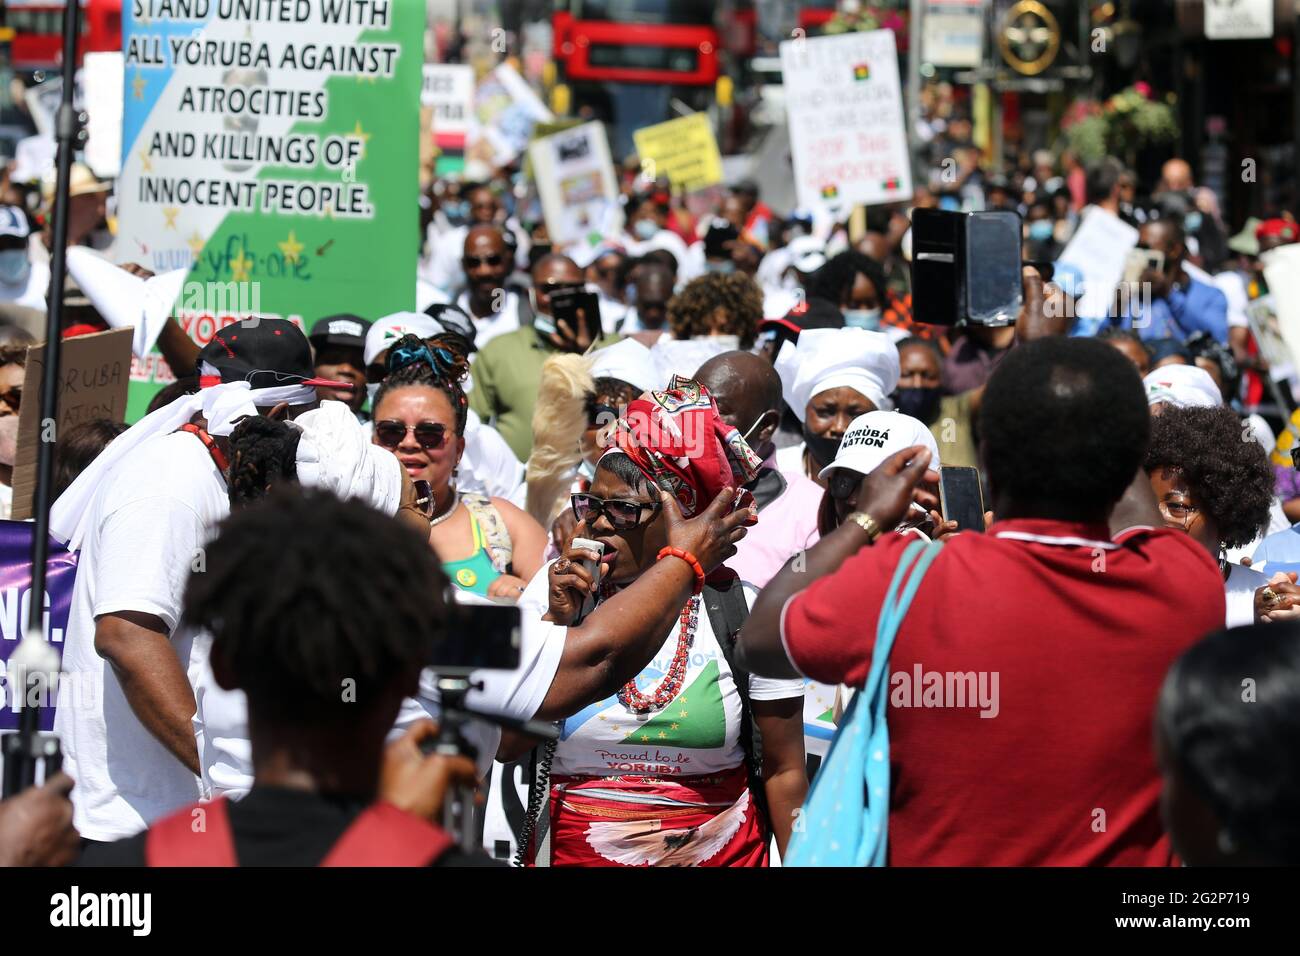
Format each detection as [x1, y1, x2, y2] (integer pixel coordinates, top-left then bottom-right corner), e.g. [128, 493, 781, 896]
[320, 801, 454, 867]
[703, 573, 768, 824]
[462, 493, 514, 572]
[860, 539, 942, 866]
[178, 422, 230, 475]
[145, 798, 237, 867]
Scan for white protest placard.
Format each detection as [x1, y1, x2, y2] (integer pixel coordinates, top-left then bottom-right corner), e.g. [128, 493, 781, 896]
[422, 64, 474, 160]
[1205, 0, 1273, 40]
[780, 29, 913, 212]
[529, 121, 622, 252]
[469, 63, 553, 168]
[1263, 244, 1300, 382]
[1056, 206, 1140, 320]
[83, 53, 124, 179]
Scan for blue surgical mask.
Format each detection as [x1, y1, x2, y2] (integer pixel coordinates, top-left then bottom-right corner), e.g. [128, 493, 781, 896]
[1185, 211, 1203, 233]
[366, 382, 380, 407]
[1028, 220, 1054, 242]
[705, 260, 736, 274]
[0, 249, 30, 286]
[578, 457, 596, 481]
[624, 282, 637, 305]
[633, 219, 658, 241]
[843, 307, 882, 329]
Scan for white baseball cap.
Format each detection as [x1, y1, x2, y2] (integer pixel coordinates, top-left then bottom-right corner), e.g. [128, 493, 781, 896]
[818, 410, 941, 480]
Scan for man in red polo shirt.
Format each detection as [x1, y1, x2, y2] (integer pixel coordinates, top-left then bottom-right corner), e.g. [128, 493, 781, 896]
[739, 337, 1225, 866]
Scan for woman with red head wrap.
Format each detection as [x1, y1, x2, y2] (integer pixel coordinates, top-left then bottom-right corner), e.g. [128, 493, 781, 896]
[513, 378, 807, 867]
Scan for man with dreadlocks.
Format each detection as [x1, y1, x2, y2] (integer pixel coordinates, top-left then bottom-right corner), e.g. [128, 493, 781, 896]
[79, 491, 484, 867]
[50, 320, 357, 844]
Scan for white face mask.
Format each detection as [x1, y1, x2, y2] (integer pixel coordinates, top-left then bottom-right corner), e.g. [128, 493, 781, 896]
[366, 382, 380, 407]
[843, 308, 882, 330]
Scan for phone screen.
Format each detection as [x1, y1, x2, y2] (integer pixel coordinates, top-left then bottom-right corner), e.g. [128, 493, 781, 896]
[433, 602, 521, 671]
[939, 466, 985, 533]
[551, 288, 602, 341]
[965, 212, 1023, 324]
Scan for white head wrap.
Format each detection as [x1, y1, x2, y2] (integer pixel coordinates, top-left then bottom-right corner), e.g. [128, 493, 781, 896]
[1142, 365, 1223, 409]
[588, 339, 660, 395]
[50, 381, 318, 550]
[292, 401, 403, 515]
[774, 327, 901, 422]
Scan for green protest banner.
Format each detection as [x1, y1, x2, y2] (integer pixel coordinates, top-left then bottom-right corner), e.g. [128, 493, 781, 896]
[117, 0, 424, 419]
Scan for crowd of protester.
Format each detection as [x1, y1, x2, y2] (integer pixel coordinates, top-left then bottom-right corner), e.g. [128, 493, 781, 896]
[0, 120, 1298, 869]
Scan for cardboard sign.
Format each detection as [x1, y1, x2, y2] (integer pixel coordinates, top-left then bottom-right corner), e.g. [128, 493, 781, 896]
[11, 329, 132, 521]
[780, 30, 913, 212]
[115, 1, 425, 418]
[529, 121, 622, 253]
[632, 113, 724, 194]
[1056, 207, 1140, 321]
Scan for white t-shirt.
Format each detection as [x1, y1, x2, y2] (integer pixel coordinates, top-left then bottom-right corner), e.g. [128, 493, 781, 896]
[1225, 561, 1268, 628]
[55, 431, 227, 840]
[522, 572, 803, 778]
[456, 289, 522, 349]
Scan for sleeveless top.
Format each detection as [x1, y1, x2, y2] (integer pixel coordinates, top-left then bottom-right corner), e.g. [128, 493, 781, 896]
[442, 493, 513, 596]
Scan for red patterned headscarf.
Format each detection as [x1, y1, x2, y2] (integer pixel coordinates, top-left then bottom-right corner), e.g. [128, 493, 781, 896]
[606, 376, 762, 517]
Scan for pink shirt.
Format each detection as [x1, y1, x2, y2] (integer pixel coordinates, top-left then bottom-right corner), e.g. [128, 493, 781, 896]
[729, 467, 824, 587]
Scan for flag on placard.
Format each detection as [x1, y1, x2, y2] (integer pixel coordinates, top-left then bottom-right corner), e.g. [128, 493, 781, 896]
[821, 184, 839, 201]
[853, 62, 871, 81]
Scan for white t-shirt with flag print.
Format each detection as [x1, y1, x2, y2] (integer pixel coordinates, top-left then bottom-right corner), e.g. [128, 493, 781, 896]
[517, 568, 804, 779]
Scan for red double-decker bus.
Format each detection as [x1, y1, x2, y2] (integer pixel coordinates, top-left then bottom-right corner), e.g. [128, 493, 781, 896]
[3, 0, 122, 71]
[797, 1, 838, 33]
[553, 0, 727, 155]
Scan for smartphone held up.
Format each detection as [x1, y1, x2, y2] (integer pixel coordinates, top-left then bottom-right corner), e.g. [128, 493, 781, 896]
[912, 209, 1023, 327]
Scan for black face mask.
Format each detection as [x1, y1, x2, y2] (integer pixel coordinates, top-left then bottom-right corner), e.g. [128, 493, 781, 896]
[894, 387, 944, 424]
[802, 422, 843, 470]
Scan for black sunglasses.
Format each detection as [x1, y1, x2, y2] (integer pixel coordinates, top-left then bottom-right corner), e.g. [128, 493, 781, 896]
[463, 254, 504, 268]
[571, 492, 661, 531]
[539, 280, 585, 294]
[374, 420, 449, 451]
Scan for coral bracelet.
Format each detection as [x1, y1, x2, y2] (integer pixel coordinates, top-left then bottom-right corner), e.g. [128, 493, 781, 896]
[657, 546, 706, 594]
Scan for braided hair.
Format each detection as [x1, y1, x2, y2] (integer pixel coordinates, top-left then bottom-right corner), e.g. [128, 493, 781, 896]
[182, 488, 447, 723]
[372, 332, 471, 435]
[227, 416, 301, 509]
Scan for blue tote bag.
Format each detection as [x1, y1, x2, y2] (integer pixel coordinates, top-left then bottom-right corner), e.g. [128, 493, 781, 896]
[785, 538, 942, 867]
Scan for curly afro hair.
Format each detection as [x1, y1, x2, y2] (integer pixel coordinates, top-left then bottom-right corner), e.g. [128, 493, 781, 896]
[1144, 405, 1273, 549]
[666, 272, 762, 348]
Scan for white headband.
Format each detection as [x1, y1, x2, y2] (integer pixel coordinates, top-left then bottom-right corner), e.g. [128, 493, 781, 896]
[50, 381, 317, 551]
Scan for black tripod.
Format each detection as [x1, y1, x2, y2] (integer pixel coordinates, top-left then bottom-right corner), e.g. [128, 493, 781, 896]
[2, 0, 82, 798]
[424, 673, 559, 853]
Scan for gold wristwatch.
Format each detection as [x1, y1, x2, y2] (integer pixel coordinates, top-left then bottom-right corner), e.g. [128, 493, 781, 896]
[846, 511, 882, 543]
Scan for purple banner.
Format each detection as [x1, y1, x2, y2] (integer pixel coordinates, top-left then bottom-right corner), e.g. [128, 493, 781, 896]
[0, 520, 79, 732]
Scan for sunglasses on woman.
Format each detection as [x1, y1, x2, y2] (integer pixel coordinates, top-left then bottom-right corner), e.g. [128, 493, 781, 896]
[571, 492, 661, 531]
[374, 420, 449, 451]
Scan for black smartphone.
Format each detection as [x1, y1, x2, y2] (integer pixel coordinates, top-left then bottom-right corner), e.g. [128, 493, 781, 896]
[911, 208, 1022, 326]
[550, 287, 603, 341]
[964, 211, 1023, 325]
[704, 218, 739, 259]
[433, 601, 522, 672]
[939, 466, 985, 533]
